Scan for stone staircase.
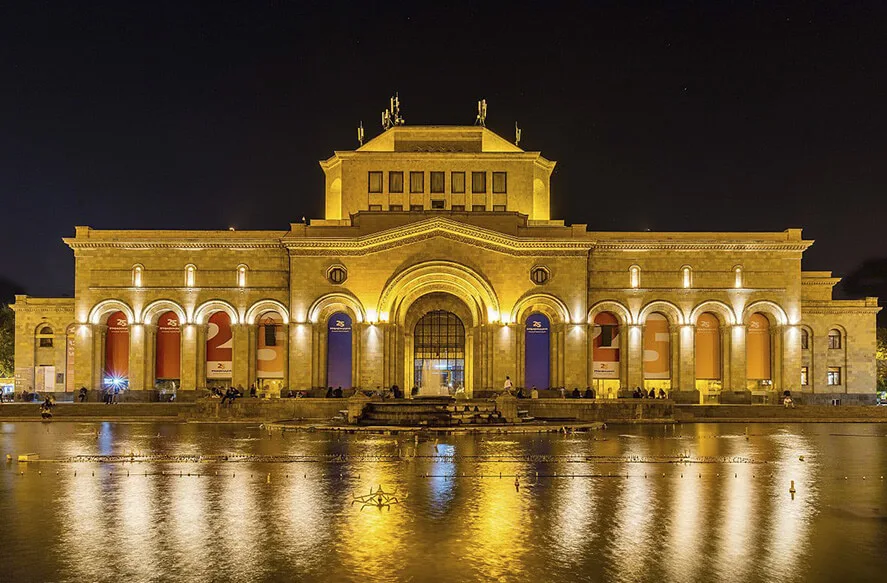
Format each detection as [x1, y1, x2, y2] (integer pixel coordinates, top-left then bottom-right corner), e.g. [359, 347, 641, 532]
[358, 397, 534, 426]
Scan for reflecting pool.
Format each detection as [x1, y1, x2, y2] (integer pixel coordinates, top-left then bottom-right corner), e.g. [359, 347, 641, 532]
[1, 422, 885, 582]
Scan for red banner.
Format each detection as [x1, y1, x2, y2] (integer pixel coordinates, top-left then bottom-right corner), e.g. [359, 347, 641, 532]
[104, 310, 130, 380]
[206, 312, 233, 379]
[156, 311, 181, 379]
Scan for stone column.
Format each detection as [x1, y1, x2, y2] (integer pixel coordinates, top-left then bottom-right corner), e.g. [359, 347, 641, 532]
[144, 324, 157, 393]
[678, 325, 695, 392]
[195, 324, 208, 390]
[288, 322, 311, 390]
[180, 324, 198, 392]
[74, 324, 95, 391]
[232, 324, 249, 391]
[247, 325, 257, 390]
[93, 325, 107, 390]
[626, 324, 644, 390]
[720, 326, 730, 392]
[669, 325, 681, 392]
[728, 324, 747, 392]
[128, 323, 147, 392]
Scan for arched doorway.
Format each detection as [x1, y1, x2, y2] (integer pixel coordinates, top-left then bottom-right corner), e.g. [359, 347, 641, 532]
[524, 313, 550, 391]
[695, 312, 722, 402]
[155, 311, 181, 392]
[592, 311, 621, 398]
[746, 312, 772, 391]
[206, 311, 233, 389]
[413, 310, 465, 396]
[643, 312, 671, 394]
[104, 310, 130, 390]
[326, 312, 353, 390]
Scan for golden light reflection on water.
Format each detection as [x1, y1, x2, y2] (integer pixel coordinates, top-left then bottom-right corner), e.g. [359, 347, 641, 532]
[3, 423, 886, 583]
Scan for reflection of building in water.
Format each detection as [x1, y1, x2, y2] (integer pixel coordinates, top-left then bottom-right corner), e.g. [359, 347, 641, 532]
[11, 119, 881, 403]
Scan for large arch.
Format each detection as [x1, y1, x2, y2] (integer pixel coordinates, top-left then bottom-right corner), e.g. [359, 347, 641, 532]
[141, 299, 187, 325]
[688, 300, 736, 326]
[88, 299, 135, 325]
[245, 299, 290, 325]
[193, 299, 240, 325]
[638, 300, 685, 326]
[511, 292, 570, 326]
[308, 292, 365, 324]
[587, 300, 632, 326]
[378, 260, 500, 326]
[741, 300, 788, 326]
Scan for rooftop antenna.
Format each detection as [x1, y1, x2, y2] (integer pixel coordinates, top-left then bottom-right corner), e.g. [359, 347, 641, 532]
[357, 121, 365, 146]
[514, 122, 522, 146]
[475, 99, 487, 127]
[382, 93, 405, 130]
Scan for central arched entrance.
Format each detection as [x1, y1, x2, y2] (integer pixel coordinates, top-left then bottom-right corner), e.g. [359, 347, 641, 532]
[413, 310, 466, 396]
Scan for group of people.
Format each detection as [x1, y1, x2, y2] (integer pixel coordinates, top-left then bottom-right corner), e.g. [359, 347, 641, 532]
[631, 387, 667, 399]
[209, 385, 248, 404]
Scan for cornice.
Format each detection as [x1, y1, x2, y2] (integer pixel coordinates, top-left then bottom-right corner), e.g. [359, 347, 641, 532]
[64, 239, 284, 250]
[593, 242, 812, 251]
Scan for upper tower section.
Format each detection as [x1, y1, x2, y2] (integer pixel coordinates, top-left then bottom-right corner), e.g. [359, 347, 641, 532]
[319, 126, 556, 222]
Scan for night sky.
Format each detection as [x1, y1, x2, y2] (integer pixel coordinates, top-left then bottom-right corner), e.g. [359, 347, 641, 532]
[2, 2, 886, 299]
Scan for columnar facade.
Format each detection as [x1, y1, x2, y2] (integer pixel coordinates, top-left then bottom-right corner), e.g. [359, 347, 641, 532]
[12, 125, 881, 403]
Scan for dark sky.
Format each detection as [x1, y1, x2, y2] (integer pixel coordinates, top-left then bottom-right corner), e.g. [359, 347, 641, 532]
[2, 1, 886, 299]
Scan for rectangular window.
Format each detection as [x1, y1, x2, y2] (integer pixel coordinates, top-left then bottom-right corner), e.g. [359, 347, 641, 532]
[451, 171, 465, 193]
[389, 171, 404, 193]
[389, 204, 403, 211]
[800, 366, 808, 386]
[827, 366, 842, 386]
[410, 204, 424, 211]
[451, 204, 465, 211]
[410, 171, 424, 193]
[828, 333, 841, 349]
[472, 204, 485, 212]
[492, 204, 506, 212]
[801, 332, 809, 350]
[430, 171, 445, 193]
[368, 204, 382, 211]
[431, 199, 445, 209]
[493, 171, 507, 193]
[471, 171, 486, 193]
[600, 325, 616, 347]
[368, 171, 383, 193]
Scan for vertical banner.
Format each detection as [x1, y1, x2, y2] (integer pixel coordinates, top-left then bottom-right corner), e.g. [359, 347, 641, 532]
[206, 312, 233, 379]
[592, 312, 621, 378]
[156, 311, 182, 379]
[524, 313, 550, 389]
[746, 313, 771, 380]
[695, 312, 721, 379]
[326, 312, 352, 389]
[65, 334, 75, 391]
[257, 313, 285, 378]
[104, 310, 130, 381]
[643, 312, 670, 379]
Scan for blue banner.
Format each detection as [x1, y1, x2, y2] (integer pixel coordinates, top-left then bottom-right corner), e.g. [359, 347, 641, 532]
[525, 313, 550, 390]
[327, 312, 353, 389]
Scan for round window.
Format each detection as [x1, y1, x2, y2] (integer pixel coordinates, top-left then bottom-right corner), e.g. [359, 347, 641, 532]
[328, 266, 347, 284]
[530, 266, 550, 285]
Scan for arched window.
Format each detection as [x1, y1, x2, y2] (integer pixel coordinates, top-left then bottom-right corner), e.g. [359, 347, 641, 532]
[629, 265, 640, 289]
[681, 265, 692, 288]
[800, 328, 809, 350]
[37, 326, 54, 348]
[185, 264, 196, 287]
[828, 329, 842, 349]
[237, 264, 248, 288]
[733, 266, 743, 288]
[132, 264, 143, 287]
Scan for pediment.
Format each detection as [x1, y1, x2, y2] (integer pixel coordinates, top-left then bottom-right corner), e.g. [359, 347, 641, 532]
[284, 217, 592, 257]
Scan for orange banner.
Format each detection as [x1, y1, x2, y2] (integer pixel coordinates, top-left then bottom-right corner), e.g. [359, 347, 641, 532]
[746, 313, 771, 380]
[695, 312, 721, 379]
[156, 311, 181, 379]
[257, 313, 285, 378]
[592, 312, 620, 378]
[643, 313, 670, 379]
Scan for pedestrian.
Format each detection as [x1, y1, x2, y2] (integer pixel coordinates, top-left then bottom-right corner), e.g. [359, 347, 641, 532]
[572, 387, 581, 398]
[584, 387, 594, 399]
[78, 387, 88, 402]
[503, 376, 513, 394]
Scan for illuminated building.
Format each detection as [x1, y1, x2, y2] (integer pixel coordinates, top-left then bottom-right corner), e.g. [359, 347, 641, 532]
[11, 122, 881, 403]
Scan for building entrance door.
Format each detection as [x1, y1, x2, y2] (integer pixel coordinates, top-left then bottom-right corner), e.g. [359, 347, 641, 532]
[413, 310, 465, 396]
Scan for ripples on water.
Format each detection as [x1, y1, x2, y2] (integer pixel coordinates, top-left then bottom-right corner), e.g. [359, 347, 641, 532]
[1, 422, 885, 583]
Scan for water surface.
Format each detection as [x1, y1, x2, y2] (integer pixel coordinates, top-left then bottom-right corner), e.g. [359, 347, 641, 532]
[1, 422, 885, 582]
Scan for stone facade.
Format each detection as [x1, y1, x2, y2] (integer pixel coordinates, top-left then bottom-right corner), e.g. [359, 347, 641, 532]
[12, 125, 881, 403]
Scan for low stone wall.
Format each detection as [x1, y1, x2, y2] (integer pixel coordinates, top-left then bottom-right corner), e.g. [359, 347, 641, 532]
[522, 399, 675, 423]
[676, 404, 887, 422]
[187, 398, 347, 421]
[0, 403, 193, 419]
